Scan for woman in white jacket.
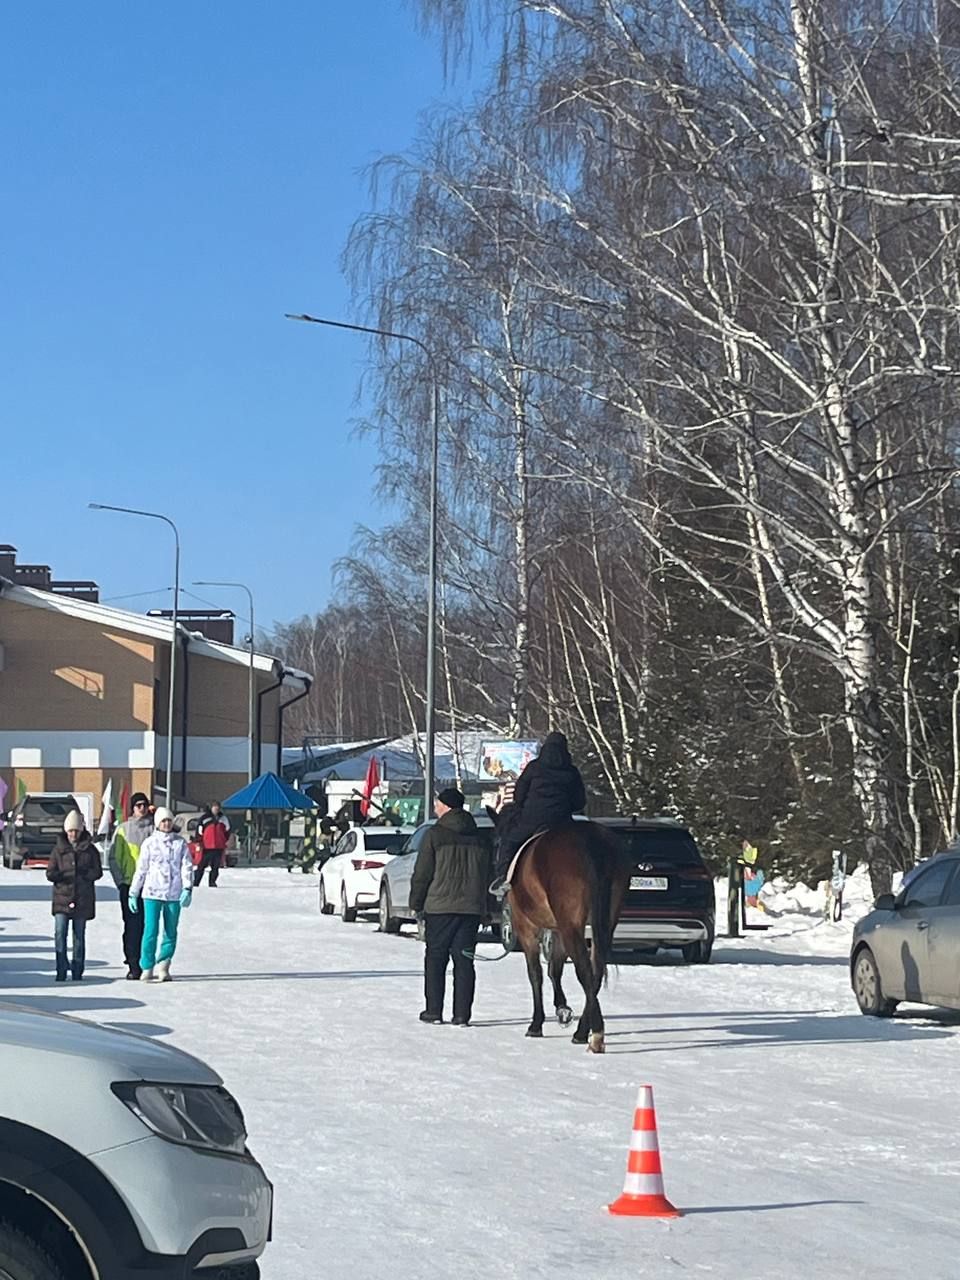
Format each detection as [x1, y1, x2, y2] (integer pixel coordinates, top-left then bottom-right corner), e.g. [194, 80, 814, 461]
[129, 808, 194, 982]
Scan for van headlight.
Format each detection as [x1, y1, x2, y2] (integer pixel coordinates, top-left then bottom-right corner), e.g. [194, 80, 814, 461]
[112, 1082, 247, 1155]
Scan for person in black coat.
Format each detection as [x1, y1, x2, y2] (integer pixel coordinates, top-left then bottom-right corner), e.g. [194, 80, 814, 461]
[491, 732, 586, 891]
[47, 810, 103, 982]
[410, 788, 492, 1026]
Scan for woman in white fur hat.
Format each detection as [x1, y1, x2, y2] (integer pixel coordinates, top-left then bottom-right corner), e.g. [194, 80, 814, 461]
[129, 808, 194, 982]
[46, 809, 103, 982]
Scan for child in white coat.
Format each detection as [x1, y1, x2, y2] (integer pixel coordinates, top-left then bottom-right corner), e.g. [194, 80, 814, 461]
[129, 808, 194, 982]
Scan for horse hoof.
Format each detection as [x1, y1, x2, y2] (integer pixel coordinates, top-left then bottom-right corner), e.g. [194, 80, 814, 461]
[556, 1006, 573, 1026]
[588, 1033, 605, 1054]
[526, 1026, 544, 1038]
[571, 1031, 588, 1045]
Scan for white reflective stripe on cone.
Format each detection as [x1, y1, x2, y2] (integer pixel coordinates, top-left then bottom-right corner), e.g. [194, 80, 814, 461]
[628, 1130, 661, 1153]
[622, 1172, 667, 1197]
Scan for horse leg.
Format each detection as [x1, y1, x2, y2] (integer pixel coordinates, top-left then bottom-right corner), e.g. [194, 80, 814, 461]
[548, 935, 573, 1025]
[516, 914, 546, 1038]
[563, 929, 605, 1052]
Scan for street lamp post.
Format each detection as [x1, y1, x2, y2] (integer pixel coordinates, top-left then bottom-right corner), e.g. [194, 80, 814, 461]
[193, 580, 256, 785]
[285, 312, 440, 810]
[89, 503, 180, 808]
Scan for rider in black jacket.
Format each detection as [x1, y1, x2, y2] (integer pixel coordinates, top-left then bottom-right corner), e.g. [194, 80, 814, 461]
[491, 732, 586, 894]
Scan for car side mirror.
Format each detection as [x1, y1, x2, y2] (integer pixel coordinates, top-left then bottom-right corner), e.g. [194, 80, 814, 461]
[875, 893, 896, 911]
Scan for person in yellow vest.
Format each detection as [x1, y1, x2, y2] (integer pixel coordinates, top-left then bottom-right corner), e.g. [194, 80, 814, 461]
[108, 793, 151, 979]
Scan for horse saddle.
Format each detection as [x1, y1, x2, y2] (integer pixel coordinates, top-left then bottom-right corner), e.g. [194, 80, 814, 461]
[504, 829, 549, 885]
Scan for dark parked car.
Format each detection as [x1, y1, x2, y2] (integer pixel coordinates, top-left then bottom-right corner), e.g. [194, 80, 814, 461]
[535, 817, 715, 964]
[851, 850, 960, 1016]
[2, 792, 82, 869]
[601, 817, 715, 962]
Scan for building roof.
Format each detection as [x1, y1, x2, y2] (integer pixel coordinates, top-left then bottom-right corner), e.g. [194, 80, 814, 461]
[288, 730, 510, 785]
[0, 578, 310, 689]
[220, 771, 317, 811]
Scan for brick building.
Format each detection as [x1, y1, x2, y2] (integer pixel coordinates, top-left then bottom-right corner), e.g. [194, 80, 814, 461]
[0, 550, 311, 819]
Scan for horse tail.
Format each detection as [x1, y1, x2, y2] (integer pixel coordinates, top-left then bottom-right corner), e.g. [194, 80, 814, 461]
[586, 828, 613, 989]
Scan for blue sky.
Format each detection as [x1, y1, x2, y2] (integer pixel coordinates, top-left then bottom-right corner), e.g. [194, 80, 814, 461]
[0, 2, 473, 633]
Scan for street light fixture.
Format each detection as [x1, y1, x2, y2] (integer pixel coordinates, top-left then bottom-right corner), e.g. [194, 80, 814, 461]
[285, 312, 440, 809]
[193, 580, 256, 785]
[89, 503, 181, 808]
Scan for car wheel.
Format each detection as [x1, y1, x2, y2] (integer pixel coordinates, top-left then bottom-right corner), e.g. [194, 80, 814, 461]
[340, 885, 358, 924]
[681, 937, 714, 965]
[379, 885, 401, 934]
[318, 878, 334, 915]
[853, 946, 898, 1017]
[499, 900, 521, 953]
[0, 1219, 67, 1280]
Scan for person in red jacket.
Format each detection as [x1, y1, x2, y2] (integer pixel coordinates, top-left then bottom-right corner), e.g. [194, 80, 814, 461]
[194, 802, 230, 887]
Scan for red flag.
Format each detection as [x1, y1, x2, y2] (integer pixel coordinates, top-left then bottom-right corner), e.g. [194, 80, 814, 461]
[119, 781, 131, 819]
[360, 756, 380, 818]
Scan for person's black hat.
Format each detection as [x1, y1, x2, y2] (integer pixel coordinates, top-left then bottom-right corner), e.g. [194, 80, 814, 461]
[130, 792, 149, 810]
[436, 787, 465, 808]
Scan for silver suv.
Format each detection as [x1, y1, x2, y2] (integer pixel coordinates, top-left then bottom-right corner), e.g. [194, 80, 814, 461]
[0, 1004, 271, 1278]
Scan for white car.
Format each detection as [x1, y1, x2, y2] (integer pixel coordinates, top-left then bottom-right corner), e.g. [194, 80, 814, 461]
[0, 1003, 271, 1279]
[318, 826, 414, 922]
[378, 815, 497, 935]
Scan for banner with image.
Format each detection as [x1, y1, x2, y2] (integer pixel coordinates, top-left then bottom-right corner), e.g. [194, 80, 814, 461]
[478, 740, 540, 784]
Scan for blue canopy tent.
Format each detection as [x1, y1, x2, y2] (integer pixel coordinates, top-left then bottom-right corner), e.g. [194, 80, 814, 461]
[220, 772, 317, 812]
[220, 772, 317, 866]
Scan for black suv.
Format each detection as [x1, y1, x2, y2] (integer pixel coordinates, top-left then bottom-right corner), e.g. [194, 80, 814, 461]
[2, 793, 81, 869]
[532, 817, 714, 964]
[599, 817, 715, 962]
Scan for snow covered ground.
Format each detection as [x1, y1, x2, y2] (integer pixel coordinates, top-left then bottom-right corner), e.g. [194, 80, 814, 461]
[1, 864, 959, 1280]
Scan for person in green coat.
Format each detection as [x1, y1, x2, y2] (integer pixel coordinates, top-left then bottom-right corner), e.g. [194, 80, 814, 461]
[107, 792, 152, 979]
[409, 788, 492, 1027]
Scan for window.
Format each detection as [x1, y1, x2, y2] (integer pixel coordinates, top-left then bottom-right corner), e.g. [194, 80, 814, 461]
[22, 798, 78, 823]
[363, 834, 409, 854]
[405, 825, 431, 853]
[940, 866, 960, 908]
[902, 859, 955, 909]
[613, 829, 702, 866]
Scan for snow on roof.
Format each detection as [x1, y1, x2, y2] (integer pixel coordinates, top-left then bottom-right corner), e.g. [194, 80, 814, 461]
[299, 730, 503, 784]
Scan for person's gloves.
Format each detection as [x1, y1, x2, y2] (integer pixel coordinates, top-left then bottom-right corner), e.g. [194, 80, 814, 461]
[128, 893, 139, 914]
[179, 889, 192, 909]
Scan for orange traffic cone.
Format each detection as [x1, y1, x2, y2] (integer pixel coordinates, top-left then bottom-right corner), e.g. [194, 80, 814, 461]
[607, 1084, 681, 1218]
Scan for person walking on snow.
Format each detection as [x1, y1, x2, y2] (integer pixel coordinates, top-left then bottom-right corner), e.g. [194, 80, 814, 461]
[195, 801, 229, 887]
[409, 788, 492, 1027]
[129, 808, 194, 982]
[47, 810, 103, 982]
[108, 792, 152, 979]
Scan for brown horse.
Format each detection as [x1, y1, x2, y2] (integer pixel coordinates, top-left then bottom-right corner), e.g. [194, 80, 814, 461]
[493, 815, 631, 1053]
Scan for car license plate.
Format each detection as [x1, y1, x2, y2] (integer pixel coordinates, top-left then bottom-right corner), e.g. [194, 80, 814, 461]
[631, 875, 668, 890]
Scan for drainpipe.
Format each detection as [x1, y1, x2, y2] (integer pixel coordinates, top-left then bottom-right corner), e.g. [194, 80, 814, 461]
[256, 662, 285, 777]
[179, 632, 190, 803]
[277, 674, 312, 775]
